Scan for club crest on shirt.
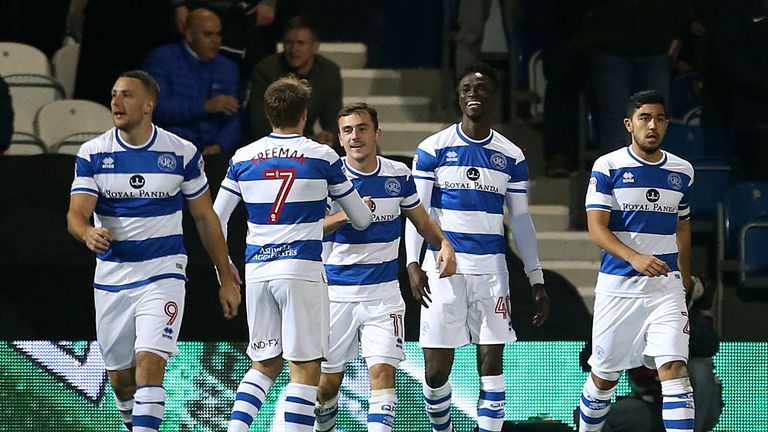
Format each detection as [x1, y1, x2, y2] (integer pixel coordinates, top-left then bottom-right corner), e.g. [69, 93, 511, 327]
[490, 152, 507, 170]
[667, 173, 683, 190]
[157, 153, 177, 172]
[384, 178, 401, 196]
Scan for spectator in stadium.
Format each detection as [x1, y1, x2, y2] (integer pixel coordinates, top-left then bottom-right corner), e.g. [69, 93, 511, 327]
[0, 76, 12, 154]
[248, 15, 342, 145]
[713, 0, 768, 180]
[573, 0, 689, 153]
[172, 0, 279, 80]
[144, 7, 242, 155]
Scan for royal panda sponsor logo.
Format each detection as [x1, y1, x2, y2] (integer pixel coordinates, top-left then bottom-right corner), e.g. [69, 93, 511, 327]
[646, 188, 660, 203]
[466, 167, 480, 181]
[129, 175, 145, 189]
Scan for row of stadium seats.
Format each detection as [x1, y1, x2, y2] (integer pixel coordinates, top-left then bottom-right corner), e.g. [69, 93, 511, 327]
[6, 99, 112, 155]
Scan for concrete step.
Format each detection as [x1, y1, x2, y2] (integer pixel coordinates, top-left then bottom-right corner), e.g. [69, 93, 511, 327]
[320, 42, 367, 69]
[342, 69, 401, 96]
[529, 205, 569, 232]
[378, 122, 449, 156]
[542, 260, 600, 287]
[528, 177, 572, 206]
[531, 231, 602, 261]
[344, 95, 431, 122]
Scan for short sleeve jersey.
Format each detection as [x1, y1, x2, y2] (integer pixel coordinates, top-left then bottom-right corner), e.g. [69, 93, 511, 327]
[585, 146, 694, 296]
[220, 133, 355, 283]
[70, 126, 208, 291]
[322, 156, 420, 302]
[412, 123, 529, 274]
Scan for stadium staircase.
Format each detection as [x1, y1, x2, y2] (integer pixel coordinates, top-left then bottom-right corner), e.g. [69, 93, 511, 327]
[321, 43, 598, 312]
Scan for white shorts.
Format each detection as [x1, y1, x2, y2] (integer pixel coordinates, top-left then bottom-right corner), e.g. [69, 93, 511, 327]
[94, 279, 185, 371]
[419, 272, 516, 348]
[589, 289, 690, 374]
[322, 292, 406, 374]
[246, 279, 329, 362]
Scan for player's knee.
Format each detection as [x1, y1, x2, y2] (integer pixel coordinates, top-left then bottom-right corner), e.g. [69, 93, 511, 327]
[368, 363, 396, 389]
[657, 359, 688, 380]
[591, 371, 620, 390]
[317, 373, 343, 403]
[425, 368, 451, 388]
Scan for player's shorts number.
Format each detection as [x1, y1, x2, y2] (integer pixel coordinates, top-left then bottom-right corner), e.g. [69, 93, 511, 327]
[389, 313, 404, 337]
[495, 295, 511, 320]
[164, 301, 179, 326]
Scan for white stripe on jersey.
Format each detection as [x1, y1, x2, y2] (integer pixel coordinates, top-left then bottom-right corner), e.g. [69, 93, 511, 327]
[239, 178, 330, 204]
[431, 208, 504, 235]
[246, 221, 322, 247]
[324, 238, 401, 265]
[96, 213, 183, 241]
[614, 231, 679, 256]
[95, 254, 188, 287]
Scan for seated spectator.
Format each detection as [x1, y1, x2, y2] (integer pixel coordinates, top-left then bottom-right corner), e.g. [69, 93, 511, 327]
[144, 7, 241, 155]
[0, 76, 12, 154]
[248, 15, 342, 145]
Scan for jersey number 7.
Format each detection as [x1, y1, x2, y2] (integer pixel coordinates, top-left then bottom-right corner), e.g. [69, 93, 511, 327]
[264, 168, 297, 223]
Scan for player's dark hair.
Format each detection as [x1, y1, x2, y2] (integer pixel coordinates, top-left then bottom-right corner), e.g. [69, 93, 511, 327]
[119, 70, 160, 102]
[459, 62, 500, 93]
[264, 75, 311, 129]
[338, 102, 379, 130]
[627, 90, 667, 117]
[283, 15, 319, 41]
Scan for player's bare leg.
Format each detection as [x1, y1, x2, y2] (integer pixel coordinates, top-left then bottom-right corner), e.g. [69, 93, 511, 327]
[423, 348, 455, 432]
[129, 351, 167, 432]
[228, 356, 282, 432]
[658, 360, 695, 432]
[108, 368, 136, 431]
[315, 372, 344, 432]
[476, 344, 506, 432]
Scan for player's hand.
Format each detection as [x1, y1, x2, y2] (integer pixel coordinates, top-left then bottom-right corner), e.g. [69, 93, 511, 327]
[202, 144, 222, 155]
[628, 253, 671, 277]
[435, 243, 456, 279]
[407, 262, 431, 308]
[362, 196, 374, 211]
[246, 3, 275, 26]
[218, 263, 242, 320]
[84, 226, 112, 253]
[205, 95, 240, 115]
[531, 284, 550, 327]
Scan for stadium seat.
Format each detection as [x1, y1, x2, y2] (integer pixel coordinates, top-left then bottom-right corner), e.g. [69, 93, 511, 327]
[528, 50, 545, 120]
[52, 44, 80, 98]
[721, 182, 768, 259]
[683, 106, 702, 126]
[688, 158, 734, 233]
[5, 74, 65, 134]
[34, 99, 112, 152]
[664, 123, 704, 161]
[0, 42, 50, 76]
[740, 220, 768, 293]
[5, 132, 46, 155]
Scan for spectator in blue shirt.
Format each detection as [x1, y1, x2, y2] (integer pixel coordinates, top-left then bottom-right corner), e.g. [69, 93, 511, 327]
[144, 8, 241, 155]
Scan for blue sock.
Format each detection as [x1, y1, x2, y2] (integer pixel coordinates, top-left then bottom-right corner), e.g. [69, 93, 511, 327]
[228, 368, 274, 432]
[661, 377, 695, 432]
[579, 376, 615, 431]
[477, 375, 505, 432]
[132, 386, 165, 432]
[424, 381, 452, 432]
[284, 382, 317, 432]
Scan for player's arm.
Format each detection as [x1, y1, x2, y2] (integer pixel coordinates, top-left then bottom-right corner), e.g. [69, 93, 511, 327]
[404, 204, 455, 278]
[404, 176, 434, 307]
[67, 193, 112, 253]
[189, 190, 241, 320]
[587, 209, 672, 277]
[323, 210, 350, 235]
[506, 191, 549, 326]
[335, 191, 372, 230]
[676, 219, 692, 292]
[67, 193, 111, 253]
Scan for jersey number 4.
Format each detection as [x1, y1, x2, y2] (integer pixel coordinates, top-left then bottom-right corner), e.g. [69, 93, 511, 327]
[264, 169, 296, 223]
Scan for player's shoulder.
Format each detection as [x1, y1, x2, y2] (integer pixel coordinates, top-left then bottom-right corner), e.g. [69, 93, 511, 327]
[153, 126, 198, 155]
[662, 150, 694, 176]
[417, 123, 456, 152]
[592, 147, 634, 172]
[378, 156, 413, 177]
[77, 129, 115, 158]
[487, 129, 525, 159]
